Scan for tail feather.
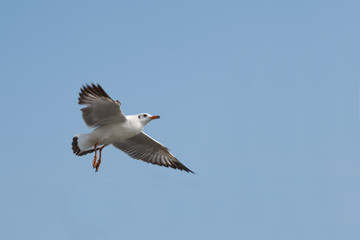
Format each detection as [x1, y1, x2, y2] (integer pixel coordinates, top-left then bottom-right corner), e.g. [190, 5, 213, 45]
[72, 134, 96, 156]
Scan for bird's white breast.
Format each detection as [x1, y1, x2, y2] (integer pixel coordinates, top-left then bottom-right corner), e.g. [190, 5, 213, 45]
[90, 116, 143, 145]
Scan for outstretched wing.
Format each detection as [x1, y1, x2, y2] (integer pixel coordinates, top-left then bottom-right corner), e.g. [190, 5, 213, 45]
[78, 83, 127, 128]
[113, 132, 194, 173]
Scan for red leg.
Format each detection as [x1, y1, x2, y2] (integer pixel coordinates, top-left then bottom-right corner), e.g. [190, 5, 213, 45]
[95, 145, 105, 172]
[92, 142, 98, 168]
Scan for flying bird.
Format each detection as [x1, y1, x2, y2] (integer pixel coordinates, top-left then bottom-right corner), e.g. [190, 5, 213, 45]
[72, 83, 193, 173]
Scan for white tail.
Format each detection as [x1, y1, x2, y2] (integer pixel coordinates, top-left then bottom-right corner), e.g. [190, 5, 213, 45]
[72, 134, 94, 156]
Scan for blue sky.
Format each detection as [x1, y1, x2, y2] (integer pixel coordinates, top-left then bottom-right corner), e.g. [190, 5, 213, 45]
[1, 1, 360, 239]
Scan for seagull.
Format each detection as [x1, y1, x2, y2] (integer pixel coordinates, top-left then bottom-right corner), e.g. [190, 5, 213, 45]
[72, 83, 193, 173]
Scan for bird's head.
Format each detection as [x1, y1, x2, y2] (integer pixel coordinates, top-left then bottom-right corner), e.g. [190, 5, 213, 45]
[137, 113, 160, 125]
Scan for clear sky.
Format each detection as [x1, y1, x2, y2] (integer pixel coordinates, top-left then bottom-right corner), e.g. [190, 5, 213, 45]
[1, 1, 360, 239]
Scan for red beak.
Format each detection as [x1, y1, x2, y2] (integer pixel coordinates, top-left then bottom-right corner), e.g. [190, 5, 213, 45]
[150, 115, 160, 120]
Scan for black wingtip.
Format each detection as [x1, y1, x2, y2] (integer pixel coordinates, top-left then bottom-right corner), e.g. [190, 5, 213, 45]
[171, 159, 194, 174]
[77, 83, 114, 105]
[181, 165, 195, 174]
[184, 169, 195, 174]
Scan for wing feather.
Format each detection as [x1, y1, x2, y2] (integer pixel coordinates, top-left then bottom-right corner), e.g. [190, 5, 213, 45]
[78, 83, 126, 128]
[112, 132, 194, 173]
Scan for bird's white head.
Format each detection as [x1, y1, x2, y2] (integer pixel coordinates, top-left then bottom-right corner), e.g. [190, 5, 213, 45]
[137, 113, 160, 126]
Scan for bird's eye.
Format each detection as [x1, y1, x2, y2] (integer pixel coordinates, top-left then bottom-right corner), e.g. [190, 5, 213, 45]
[143, 114, 147, 117]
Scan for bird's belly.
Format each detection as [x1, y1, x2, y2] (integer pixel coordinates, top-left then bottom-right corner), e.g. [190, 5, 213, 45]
[91, 123, 142, 145]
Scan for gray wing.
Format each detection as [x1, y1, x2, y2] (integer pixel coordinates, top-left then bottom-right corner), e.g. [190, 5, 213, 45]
[78, 83, 126, 128]
[113, 132, 194, 173]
